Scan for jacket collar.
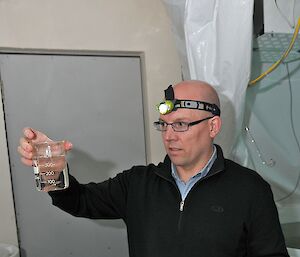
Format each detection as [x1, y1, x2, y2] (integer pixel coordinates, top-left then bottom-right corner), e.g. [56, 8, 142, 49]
[154, 144, 225, 181]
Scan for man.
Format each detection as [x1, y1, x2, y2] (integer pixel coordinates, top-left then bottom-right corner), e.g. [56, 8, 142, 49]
[18, 80, 289, 257]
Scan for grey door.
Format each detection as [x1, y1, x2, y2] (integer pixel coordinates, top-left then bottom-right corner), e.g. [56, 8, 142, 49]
[0, 52, 146, 257]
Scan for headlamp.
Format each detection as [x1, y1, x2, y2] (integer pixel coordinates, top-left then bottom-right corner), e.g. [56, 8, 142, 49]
[156, 85, 221, 116]
[156, 100, 174, 115]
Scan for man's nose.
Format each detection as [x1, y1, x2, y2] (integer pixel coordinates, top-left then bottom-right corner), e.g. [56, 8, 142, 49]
[163, 125, 177, 141]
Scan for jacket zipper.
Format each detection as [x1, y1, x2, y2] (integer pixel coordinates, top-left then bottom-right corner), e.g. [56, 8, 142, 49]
[176, 172, 221, 232]
[155, 167, 223, 233]
[179, 200, 184, 211]
[177, 200, 184, 231]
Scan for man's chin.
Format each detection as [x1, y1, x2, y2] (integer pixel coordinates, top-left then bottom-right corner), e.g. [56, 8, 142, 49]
[168, 155, 184, 166]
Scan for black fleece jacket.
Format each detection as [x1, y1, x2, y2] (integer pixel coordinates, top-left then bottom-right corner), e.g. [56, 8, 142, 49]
[49, 145, 289, 257]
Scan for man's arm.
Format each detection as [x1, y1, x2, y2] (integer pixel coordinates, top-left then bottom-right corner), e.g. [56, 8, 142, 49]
[48, 172, 129, 220]
[248, 182, 289, 257]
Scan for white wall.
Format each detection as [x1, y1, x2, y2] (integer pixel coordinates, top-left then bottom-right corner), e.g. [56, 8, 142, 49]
[0, 0, 181, 246]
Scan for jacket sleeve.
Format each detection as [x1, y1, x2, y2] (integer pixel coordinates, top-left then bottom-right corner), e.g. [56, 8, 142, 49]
[48, 171, 130, 220]
[247, 181, 289, 257]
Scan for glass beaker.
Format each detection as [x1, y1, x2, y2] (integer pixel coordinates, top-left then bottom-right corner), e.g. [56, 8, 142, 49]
[32, 141, 69, 192]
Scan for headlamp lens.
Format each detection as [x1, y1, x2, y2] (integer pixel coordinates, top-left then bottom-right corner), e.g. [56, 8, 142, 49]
[157, 100, 174, 115]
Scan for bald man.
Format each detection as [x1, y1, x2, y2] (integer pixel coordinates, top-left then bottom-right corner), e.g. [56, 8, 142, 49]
[18, 80, 288, 257]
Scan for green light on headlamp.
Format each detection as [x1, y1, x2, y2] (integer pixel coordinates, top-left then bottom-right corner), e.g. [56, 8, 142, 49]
[156, 100, 174, 115]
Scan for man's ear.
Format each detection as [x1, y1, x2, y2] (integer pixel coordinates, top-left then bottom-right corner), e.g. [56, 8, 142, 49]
[209, 116, 222, 138]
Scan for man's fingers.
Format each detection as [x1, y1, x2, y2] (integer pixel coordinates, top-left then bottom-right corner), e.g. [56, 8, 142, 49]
[20, 157, 33, 167]
[17, 145, 33, 160]
[19, 128, 72, 167]
[23, 127, 36, 140]
[19, 137, 33, 152]
[64, 141, 73, 151]
[23, 127, 50, 143]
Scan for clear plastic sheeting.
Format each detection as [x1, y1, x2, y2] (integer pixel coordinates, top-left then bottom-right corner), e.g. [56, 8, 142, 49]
[237, 52, 300, 248]
[161, 0, 300, 250]
[162, 0, 254, 157]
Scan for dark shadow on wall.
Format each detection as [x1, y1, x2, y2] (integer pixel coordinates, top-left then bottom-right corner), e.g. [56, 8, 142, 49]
[66, 148, 127, 229]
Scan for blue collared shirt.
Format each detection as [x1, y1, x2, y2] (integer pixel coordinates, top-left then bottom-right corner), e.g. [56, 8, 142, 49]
[171, 145, 217, 201]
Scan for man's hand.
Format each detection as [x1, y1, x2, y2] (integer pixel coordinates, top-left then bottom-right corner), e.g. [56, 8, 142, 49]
[17, 127, 72, 166]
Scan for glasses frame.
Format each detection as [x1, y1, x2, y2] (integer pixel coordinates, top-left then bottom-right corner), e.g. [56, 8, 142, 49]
[153, 116, 214, 132]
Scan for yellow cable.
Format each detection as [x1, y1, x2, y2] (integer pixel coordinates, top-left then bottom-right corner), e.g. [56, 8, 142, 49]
[248, 17, 300, 86]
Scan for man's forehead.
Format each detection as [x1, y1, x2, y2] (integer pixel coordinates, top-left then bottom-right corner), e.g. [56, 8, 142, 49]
[169, 84, 209, 101]
[159, 108, 204, 121]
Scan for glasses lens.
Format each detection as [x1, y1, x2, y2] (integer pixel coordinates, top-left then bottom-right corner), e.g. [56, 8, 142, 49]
[153, 122, 166, 131]
[172, 122, 188, 132]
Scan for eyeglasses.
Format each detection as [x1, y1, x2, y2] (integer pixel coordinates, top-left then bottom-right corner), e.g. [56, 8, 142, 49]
[153, 116, 214, 132]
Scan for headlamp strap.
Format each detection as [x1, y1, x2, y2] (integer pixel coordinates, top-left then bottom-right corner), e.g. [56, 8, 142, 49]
[174, 100, 220, 116]
[164, 85, 174, 100]
[159, 85, 221, 116]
